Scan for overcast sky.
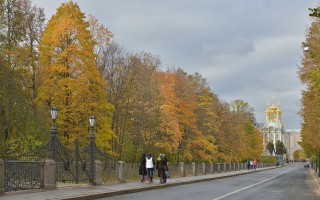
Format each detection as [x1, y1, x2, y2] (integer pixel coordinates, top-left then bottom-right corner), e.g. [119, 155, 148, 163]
[32, 0, 317, 131]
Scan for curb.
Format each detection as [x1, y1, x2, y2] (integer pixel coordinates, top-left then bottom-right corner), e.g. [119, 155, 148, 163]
[310, 169, 320, 190]
[61, 167, 277, 200]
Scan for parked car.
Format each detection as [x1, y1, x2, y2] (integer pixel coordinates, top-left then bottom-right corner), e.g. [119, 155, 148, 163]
[304, 161, 310, 168]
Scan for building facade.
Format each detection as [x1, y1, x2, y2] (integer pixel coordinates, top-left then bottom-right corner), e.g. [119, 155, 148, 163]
[261, 99, 284, 156]
[283, 130, 302, 160]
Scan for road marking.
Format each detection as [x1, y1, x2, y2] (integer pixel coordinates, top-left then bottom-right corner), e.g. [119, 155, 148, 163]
[213, 171, 288, 200]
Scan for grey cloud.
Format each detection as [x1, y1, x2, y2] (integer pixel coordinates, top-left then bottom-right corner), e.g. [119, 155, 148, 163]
[32, 0, 317, 130]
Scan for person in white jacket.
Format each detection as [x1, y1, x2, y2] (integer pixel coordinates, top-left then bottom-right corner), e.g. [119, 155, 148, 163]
[146, 153, 155, 182]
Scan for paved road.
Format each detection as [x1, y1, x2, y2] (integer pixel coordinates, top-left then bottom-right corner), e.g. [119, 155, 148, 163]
[99, 164, 320, 200]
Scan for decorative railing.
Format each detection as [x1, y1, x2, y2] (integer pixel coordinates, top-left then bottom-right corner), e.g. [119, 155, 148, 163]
[4, 161, 42, 192]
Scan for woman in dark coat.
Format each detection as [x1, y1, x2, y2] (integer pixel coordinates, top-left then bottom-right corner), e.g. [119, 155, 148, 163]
[156, 154, 165, 183]
[162, 154, 168, 183]
[139, 153, 147, 182]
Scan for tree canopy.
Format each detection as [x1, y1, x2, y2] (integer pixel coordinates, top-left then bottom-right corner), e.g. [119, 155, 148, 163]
[0, 0, 264, 163]
[299, 6, 320, 159]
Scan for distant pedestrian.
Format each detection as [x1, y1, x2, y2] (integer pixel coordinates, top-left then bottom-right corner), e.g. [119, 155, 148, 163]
[253, 159, 257, 170]
[250, 160, 253, 169]
[139, 153, 147, 182]
[146, 153, 154, 183]
[247, 160, 250, 170]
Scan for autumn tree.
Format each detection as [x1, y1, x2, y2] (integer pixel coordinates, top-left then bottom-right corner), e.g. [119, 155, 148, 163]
[190, 73, 218, 162]
[38, 1, 114, 150]
[173, 68, 203, 162]
[97, 43, 163, 161]
[97, 41, 131, 159]
[156, 71, 182, 157]
[126, 53, 162, 160]
[230, 99, 262, 161]
[299, 8, 320, 162]
[0, 0, 46, 158]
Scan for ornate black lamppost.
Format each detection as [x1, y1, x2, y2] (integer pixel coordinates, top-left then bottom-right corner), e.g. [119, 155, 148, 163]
[89, 115, 96, 184]
[50, 107, 58, 160]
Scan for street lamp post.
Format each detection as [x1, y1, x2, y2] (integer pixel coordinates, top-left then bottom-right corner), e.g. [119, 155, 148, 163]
[50, 107, 58, 160]
[89, 115, 96, 185]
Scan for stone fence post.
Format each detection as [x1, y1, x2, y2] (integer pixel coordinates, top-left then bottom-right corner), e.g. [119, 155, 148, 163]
[202, 163, 206, 175]
[192, 162, 196, 176]
[117, 161, 126, 183]
[0, 159, 4, 195]
[94, 160, 102, 185]
[43, 159, 56, 190]
[180, 162, 185, 177]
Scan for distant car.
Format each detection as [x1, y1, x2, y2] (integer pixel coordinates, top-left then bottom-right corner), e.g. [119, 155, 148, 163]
[304, 162, 310, 168]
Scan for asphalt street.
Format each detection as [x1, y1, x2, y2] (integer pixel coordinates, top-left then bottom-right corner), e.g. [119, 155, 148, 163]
[99, 163, 320, 200]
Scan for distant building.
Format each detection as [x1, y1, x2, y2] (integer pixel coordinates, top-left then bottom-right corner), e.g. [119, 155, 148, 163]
[283, 130, 302, 160]
[260, 98, 284, 156]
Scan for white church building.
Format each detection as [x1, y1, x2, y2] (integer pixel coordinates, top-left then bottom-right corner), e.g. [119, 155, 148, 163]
[261, 98, 284, 156]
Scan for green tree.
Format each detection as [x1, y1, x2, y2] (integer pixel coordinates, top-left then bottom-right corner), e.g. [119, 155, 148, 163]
[266, 142, 274, 155]
[275, 140, 287, 155]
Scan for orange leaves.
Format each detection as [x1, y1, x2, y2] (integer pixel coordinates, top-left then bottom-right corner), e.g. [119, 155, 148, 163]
[156, 72, 182, 153]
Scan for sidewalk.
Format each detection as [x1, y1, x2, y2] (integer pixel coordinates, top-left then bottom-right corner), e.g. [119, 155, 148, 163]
[1, 167, 275, 200]
[310, 168, 320, 191]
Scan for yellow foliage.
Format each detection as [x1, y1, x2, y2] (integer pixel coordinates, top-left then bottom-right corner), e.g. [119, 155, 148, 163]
[37, 1, 114, 150]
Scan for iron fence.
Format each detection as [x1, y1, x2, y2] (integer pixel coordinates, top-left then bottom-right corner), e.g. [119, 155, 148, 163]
[4, 131, 116, 191]
[4, 161, 42, 192]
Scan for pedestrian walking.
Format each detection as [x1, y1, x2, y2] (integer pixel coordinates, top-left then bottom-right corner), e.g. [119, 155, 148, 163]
[247, 160, 250, 170]
[250, 160, 253, 170]
[162, 154, 169, 183]
[156, 154, 165, 183]
[146, 153, 154, 183]
[139, 153, 147, 182]
[253, 159, 257, 170]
